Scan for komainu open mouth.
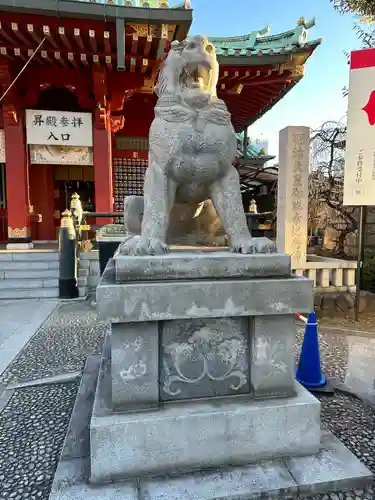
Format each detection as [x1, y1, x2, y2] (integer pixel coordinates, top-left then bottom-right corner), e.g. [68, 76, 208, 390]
[179, 62, 212, 92]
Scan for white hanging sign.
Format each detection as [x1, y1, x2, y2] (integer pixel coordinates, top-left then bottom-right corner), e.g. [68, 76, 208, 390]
[344, 48, 375, 206]
[26, 109, 93, 147]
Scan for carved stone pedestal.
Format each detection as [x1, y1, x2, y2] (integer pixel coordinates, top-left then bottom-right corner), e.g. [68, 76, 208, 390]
[92, 250, 318, 482]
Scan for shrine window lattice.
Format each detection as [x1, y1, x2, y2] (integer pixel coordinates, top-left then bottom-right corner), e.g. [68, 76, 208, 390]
[113, 157, 148, 212]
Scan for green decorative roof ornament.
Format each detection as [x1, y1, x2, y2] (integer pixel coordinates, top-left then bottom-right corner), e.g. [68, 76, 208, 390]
[170, 0, 191, 8]
[123, 0, 171, 7]
[235, 132, 274, 161]
[209, 17, 321, 57]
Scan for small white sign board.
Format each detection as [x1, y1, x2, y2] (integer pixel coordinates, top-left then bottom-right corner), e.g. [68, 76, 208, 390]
[26, 109, 93, 147]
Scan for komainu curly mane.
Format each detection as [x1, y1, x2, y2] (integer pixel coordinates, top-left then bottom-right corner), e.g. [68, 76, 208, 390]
[117, 35, 275, 256]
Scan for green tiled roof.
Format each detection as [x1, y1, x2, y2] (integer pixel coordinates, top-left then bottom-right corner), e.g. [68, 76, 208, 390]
[236, 133, 274, 161]
[209, 17, 321, 57]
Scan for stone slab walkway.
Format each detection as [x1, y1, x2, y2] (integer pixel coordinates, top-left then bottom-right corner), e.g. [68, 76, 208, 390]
[0, 301, 107, 387]
[0, 299, 59, 378]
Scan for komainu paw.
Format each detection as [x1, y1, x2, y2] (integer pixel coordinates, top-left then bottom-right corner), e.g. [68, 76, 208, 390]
[230, 238, 255, 254]
[230, 237, 276, 254]
[134, 237, 170, 256]
[116, 235, 140, 256]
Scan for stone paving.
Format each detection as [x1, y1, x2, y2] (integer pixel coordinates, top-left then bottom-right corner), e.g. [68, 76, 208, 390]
[0, 383, 78, 500]
[0, 301, 375, 499]
[0, 299, 58, 378]
[0, 301, 107, 387]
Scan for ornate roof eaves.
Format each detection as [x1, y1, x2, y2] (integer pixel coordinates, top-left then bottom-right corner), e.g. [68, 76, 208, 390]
[210, 17, 319, 54]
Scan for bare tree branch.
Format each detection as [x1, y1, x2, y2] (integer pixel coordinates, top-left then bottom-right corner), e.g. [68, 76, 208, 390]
[331, 0, 375, 16]
[309, 120, 357, 255]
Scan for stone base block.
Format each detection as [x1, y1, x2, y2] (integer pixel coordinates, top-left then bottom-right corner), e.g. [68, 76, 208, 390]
[51, 442, 374, 500]
[50, 356, 373, 500]
[115, 250, 291, 282]
[140, 428, 374, 499]
[6, 242, 33, 250]
[90, 356, 321, 483]
[97, 258, 313, 324]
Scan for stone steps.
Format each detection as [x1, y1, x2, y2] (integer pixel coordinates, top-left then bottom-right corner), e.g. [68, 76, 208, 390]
[0, 251, 59, 262]
[0, 251, 60, 299]
[0, 278, 59, 289]
[1, 269, 59, 279]
[0, 287, 59, 299]
[0, 260, 59, 271]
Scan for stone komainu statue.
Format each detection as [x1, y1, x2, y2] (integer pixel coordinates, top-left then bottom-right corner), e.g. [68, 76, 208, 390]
[119, 35, 275, 255]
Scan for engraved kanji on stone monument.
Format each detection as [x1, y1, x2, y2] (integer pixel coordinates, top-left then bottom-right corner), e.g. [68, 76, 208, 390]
[277, 126, 309, 268]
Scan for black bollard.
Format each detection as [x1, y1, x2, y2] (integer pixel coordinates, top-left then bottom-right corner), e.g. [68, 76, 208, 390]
[59, 210, 79, 299]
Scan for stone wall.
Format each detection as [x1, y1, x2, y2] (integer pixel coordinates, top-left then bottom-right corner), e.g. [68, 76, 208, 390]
[321, 206, 375, 257]
[314, 290, 375, 316]
[78, 251, 100, 292]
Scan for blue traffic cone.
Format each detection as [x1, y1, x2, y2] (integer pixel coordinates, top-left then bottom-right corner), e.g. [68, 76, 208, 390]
[296, 312, 327, 389]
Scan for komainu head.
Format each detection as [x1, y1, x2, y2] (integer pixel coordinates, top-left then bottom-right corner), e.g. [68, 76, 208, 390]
[155, 35, 219, 108]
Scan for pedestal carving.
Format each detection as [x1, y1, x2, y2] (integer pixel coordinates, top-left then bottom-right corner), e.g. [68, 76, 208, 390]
[161, 317, 249, 400]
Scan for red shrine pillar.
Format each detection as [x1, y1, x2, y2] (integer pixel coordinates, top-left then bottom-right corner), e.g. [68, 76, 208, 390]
[29, 164, 55, 241]
[3, 99, 32, 249]
[92, 67, 113, 226]
[93, 108, 113, 225]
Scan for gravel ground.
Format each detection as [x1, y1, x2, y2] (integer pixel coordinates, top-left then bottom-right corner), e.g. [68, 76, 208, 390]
[0, 383, 78, 500]
[1, 302, 375, 499]
[0, 301, 107, 387]
[296, 327, 349, 382]
[297, 326, 375, 499]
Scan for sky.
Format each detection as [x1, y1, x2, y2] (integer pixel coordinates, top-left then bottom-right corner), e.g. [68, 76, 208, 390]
[189, 0, 361, 159]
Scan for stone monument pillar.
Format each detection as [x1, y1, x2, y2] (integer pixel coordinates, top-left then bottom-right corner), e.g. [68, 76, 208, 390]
[277, 126, 310, 268]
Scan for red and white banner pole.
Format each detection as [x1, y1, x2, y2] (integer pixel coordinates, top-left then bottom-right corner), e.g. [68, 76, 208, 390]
[295, 313, 307, 323]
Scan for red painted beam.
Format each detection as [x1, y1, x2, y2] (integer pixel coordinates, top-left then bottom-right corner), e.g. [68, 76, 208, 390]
[0, 47, 15, 61]
[141, 58, 148, 73]
[58, 26, 72, 50]
[27, 24, 41, 44]
[0, 22, 17, 45]
[131, 33, 138, 55]
[13, 47, 26, 61]
[54, 51, 67, 67]
[74, 28, 85, 52]
[89, 30, 97, 53]
[40, 49, 53, 65]
[104, 31, 111, 53]
[130, 57, 136, 73]
[144, 34, 152, 58]
[43, 26, 59, 49]
[80, 53, 89, 67]
[11, 22, 31, 47]
[27, 48, 43, 64]
[67, 52, 78, 68]
[105, 55, 112, 71]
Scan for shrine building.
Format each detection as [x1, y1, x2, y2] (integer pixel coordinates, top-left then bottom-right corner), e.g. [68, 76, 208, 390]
[0, 0, 321, 248]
